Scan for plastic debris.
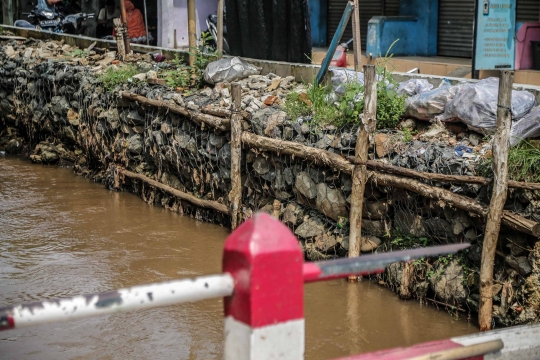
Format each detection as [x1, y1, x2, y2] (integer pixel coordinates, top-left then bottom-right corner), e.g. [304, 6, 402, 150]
[404, 80, 460, 121]
[510, 105, 540, 147]
[203, 57, 261, 84]
[455, 145, 472, 157]
[443, 77, 537, 135]
[397, 78, 434, 96]
[329, 67, 390, 97]
[329, 67, 365, 97]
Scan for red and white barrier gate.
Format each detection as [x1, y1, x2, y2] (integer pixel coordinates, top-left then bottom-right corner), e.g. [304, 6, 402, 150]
[0, 213, 478, 359]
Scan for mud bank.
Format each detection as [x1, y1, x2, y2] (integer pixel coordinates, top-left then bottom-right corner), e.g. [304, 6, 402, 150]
[1, 38, 540, 327]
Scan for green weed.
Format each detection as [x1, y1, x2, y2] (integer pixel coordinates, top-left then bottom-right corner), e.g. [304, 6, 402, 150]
[388, 229, 431, 250]
[479, 140, 540, 182]
[162, 54, 192, 89]
[98, 65, 139, 92]
[401, 127, 417, 142]
[162, 33, 218, 89]
[67, 49, 88, 58]
[283, 46, 405, 128]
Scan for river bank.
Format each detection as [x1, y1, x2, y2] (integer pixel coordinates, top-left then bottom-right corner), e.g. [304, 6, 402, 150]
[1, 37, 540, 328]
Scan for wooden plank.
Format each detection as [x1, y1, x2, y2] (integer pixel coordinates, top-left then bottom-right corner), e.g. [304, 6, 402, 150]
[0, 35, 27, 41]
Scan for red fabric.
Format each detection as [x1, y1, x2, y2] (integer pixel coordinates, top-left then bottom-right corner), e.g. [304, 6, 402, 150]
[112, 0, 146, 39]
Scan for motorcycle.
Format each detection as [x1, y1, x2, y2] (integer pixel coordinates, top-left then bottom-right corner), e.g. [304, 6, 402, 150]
[14, 7, 94, 35]
[205, 13, 229, 54]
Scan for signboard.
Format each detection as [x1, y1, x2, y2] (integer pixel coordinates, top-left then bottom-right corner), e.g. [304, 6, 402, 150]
[474, 0, 516, 70]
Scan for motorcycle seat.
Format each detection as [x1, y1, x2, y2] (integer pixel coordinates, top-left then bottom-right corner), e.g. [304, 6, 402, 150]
[14, 20, 35, 29]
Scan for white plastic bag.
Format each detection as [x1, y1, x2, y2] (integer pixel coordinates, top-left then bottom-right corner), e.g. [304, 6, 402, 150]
[203, 57, 261, 84]
[443, 78, 537, 134]
[397, 79, 433, 96]
[404, 80, 459, 121]
[510, 105, 540, 147]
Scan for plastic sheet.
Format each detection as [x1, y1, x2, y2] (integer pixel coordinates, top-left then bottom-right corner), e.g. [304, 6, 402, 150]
[397, 79, 433, 96]
[203, 57, 261, 84]
[510, 105, 540, 147]
[404, 80, 459, 121]
[330, 68, 365, 97]
[443, 77, 537, 134]
[225, 0, 312, 63]
[329, 67, 391, 99]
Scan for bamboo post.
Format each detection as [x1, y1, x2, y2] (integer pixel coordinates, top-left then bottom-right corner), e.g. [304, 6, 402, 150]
[187, 0, 197, 66]
[351, 0, 362, 71]
[142, 0, 150, 45]
[217, 0, 224, 56]
[348, 64, 377, 281]
[118, 0, 131, 54]
[229, 83, 243, 229]
[479, 70, 514, 332]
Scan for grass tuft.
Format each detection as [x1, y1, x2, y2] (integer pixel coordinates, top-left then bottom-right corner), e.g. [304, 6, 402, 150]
[479, 140, 540, 182]
[99, 65, 139, 92]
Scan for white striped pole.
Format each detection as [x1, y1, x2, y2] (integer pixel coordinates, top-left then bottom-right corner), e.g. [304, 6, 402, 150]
[0, 274, 234, 331]
[223, 213, 305, 360]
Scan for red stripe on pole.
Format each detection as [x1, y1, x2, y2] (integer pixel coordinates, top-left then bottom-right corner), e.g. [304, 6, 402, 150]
[303, 263, 323, 282]
[336, 339, 483, 360]
[0, 315, 15, 330]
[223, 213, 304, 328]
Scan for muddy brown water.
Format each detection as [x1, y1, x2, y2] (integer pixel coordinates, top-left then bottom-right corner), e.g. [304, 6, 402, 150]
[0, 156, 477, 359]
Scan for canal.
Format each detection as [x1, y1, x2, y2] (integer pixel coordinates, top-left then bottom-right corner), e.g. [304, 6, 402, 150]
[0, 156, 476, 359]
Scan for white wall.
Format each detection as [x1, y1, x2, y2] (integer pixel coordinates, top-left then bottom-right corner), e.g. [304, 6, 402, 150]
[157, 0, 218, 49]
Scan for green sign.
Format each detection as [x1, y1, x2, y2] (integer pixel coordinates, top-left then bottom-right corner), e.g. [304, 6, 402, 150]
[474, 0, 516, 70]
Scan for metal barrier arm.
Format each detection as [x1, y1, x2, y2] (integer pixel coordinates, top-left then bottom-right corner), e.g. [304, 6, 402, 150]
[0, 274, 234, 331]
[303, 243, 469, 282]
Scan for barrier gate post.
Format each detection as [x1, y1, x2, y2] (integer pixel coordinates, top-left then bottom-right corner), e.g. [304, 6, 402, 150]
[223, 213, 305, 360]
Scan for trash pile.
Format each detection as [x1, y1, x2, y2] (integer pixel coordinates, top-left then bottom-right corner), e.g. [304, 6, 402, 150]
[400, 77, 540, 146]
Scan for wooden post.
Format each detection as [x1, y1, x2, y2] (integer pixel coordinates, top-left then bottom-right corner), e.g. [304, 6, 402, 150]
[2, 0, 14, 26]
[351, 0, 362, 71]
[479, 70, 514, 331]
[229, 83, 242, 229]
[118, 0, 131, 54]
[113, 18, 126, 60]
[348, 64, 377, 281]
[187, 0, 197, 66]
[217, 0, 224, 56]
[142, 0, 150, 45]
[272, 200, 282, 219]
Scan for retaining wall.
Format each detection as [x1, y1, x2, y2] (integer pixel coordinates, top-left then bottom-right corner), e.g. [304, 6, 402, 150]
[1, 35, 540, 327]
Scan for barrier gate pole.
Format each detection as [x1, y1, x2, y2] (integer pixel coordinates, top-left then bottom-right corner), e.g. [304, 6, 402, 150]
[223, 213, 305, 360]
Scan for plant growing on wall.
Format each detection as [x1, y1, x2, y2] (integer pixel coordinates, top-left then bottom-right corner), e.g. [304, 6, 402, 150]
[98, 65, 139, 92]
[283, 47, 405, 129]
[163, 33, 219, 90]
